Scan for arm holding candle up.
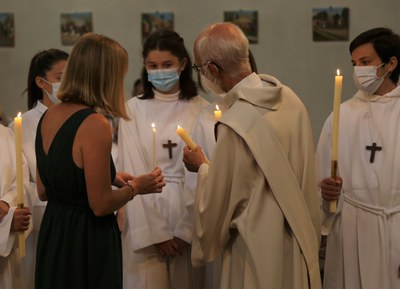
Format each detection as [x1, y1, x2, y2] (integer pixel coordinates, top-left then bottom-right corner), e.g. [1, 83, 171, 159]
[319, 177, 342, 203]
[1, 125, 31, 227]
[183, 146, 208, 172]
[0, 124, 31, 288]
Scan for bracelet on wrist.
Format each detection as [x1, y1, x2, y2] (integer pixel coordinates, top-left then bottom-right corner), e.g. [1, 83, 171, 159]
[124, 183, 135, 200]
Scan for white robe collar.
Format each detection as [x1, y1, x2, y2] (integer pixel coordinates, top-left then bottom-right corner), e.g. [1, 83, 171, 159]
[354, 85, 400, 103]
[153, 90, 180, 102]
[35, 100, 48, 113]
[224, 73, 283, 111]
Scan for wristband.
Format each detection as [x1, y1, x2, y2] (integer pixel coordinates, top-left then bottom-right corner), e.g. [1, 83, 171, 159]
[124, 183, 135, 200]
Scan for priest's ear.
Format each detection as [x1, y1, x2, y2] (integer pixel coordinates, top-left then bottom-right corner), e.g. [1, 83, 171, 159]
[207, 62, 221, 77]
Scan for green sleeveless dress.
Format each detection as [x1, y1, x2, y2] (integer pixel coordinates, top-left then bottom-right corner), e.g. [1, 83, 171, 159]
[35, 108, 122, 289]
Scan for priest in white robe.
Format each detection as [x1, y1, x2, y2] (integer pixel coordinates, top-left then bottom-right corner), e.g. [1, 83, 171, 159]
[316, 28, 400, 289]
[181, 51, 258, 289]
[184, 23, 321, 289]
[0, 124, 31, 289]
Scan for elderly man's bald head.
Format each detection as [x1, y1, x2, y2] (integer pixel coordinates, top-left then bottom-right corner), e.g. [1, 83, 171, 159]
[194, 22, 252, 80]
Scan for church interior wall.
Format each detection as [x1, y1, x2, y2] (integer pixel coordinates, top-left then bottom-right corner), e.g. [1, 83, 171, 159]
[0, 0, 399, 140]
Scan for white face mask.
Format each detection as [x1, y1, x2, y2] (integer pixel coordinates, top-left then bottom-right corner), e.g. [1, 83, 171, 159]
[353, 63, 389, 95]
[41, 78, 61, 104]
[200, 67, 225, 98]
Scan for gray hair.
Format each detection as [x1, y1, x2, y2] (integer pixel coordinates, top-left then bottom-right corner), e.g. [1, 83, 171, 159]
[194, 23, 252, 80]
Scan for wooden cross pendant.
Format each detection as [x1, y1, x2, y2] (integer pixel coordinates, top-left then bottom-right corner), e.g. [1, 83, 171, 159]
[365, 142, 382, 163]
[162, 140, 178, 159]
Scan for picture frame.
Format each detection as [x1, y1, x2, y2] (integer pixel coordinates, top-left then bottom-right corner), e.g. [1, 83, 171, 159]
[0, 13, 15, 47]
[312, 7, 350, 41]
[61, 12, 93, 46]
[224, 10, 258, 44]
[141, 12, 174, 44]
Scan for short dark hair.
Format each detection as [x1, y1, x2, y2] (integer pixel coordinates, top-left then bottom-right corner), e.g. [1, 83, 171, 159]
[140, 29, 198, 100]
[350, 27, 400, 83]
[25, 49, 69, 109]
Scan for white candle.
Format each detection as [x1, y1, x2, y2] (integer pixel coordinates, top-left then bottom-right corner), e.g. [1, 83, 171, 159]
[14, 112, 25, 257]
[152, 123, 156, 168]
[330, 69, 342, 213]
[214, 104, 222, 121]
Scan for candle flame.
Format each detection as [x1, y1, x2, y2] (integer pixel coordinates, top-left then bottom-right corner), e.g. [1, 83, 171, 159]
[151, 123, 155, 128]
[177, 125, 181, 129]
[17, 112, 21, 118]
[336, 69, 341, 76]
[215, 104, 220, 111]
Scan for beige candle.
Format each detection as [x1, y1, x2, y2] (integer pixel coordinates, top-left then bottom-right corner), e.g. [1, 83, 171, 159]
[14, 112, 25, 257]
[176, 125, 197, 150]
[330, 69, 342, 213]
[176, 125, 209, 165]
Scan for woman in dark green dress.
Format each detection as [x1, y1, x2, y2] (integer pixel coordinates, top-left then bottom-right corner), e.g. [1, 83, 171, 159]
[34, 33, 165, 289]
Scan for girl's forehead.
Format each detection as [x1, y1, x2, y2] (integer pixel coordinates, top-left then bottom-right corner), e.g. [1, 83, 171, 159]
[146, 50, 179, 62]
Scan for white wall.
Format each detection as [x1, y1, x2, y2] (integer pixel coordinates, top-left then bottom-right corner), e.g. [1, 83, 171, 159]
[0, 0, 399, 140]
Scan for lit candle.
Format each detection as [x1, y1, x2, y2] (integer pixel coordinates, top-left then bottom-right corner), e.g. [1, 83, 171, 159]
[14, 112, 25, 257]
[214, 104, 222, 121]
[176, 125, 197, 150]
[176, 125, 210, 164]
[330, 69, 342, 213]
[152, 123, 156, 168]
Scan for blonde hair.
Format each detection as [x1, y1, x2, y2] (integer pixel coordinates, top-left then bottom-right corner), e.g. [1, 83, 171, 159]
[58, 33, 129, 119]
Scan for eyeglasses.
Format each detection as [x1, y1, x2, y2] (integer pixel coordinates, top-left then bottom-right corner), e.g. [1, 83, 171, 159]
[192, 61, 212, 72]
[192, 61, 222, 72]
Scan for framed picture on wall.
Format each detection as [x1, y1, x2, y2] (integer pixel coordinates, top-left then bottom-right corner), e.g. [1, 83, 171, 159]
[224, 10, 258, 44]
[0, 13, 15, 47]
[312, 7, 349, 41]
[141, 12, 174, 44]
[60, 12, 93, 46]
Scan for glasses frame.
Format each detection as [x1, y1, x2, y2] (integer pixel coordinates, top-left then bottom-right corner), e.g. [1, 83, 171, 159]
[192, 61, 222, 72]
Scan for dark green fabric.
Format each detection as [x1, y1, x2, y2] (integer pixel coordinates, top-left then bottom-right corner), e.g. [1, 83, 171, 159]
[35, 108, 121, 289]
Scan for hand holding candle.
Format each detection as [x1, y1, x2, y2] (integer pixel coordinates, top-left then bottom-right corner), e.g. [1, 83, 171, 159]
[14, 112, 25, 257]
[330, 69, 343, 213]
[214, 105, 222, 121]
[152, 123, 157, 168]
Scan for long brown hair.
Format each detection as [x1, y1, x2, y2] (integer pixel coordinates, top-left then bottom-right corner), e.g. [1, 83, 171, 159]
[59, 33, 129, 119]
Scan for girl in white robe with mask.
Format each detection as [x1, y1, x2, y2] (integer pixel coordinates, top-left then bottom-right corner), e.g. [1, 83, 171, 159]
[118, 29, 208, 289]
[9, 49, 68, 289]
[316, 27, 400, 289]
[0, 124, 30, 289]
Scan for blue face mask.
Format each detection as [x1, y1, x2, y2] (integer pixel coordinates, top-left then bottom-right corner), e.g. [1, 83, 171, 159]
[147, 68, 180, 92]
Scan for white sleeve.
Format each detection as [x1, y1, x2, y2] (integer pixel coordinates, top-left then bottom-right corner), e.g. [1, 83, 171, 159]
[315, 114, 336, 235]
[0, 208, 16, 257]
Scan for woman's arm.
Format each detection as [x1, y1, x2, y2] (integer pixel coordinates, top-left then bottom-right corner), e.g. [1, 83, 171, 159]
[78, 114, 164, 216]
